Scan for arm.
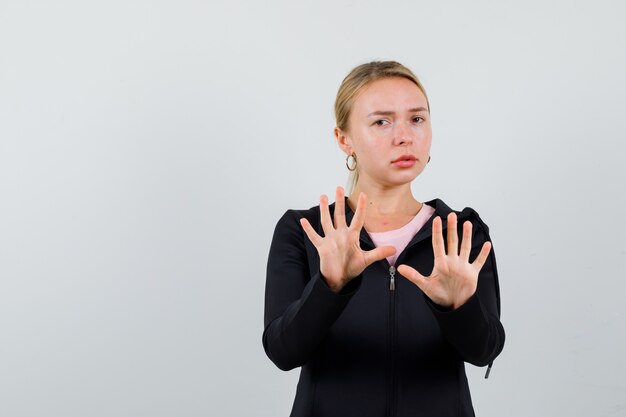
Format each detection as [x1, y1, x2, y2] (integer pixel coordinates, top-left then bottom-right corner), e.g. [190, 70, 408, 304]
[425, 215, 505, 367]
[262, 209, 362, 371]
[263, 188, 396, 371]
[397, 211, 505, 367]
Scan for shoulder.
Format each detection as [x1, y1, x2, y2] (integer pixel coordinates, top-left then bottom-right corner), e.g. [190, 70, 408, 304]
[275, 203, 321, 226]
[425, 198, 491, 234]
[271, 203, 323, 239]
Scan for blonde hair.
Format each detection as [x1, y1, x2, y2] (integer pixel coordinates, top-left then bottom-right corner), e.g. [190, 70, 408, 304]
[334, 61, 430, 195]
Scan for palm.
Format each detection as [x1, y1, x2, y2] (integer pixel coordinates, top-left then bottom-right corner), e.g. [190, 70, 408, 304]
[300, 187, 396, 293]
[397, 212, 491, 309]
[316, 230, 367, 286]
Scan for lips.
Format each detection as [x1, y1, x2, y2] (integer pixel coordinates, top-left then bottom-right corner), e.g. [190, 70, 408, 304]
[391, 154, 417, 168]
[391, 154, 416, 163]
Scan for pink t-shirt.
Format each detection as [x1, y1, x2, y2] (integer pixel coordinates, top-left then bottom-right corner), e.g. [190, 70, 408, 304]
[367, 204, 435, 266]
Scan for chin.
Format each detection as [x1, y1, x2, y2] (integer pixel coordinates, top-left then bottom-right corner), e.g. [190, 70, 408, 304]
[387, 175, 419, 187]
[398, 167, 424, 180]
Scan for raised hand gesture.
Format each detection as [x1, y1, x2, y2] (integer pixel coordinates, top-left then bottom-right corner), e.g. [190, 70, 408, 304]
[300, 186, 396, 293]
[397, 212, 492, 309]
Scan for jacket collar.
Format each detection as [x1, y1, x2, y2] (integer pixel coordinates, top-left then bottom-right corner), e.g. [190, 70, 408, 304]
[330, 196, 470, 250]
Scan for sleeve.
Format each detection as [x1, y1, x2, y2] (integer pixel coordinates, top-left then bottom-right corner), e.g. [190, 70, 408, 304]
[425, 213, 505, 367]
[262, 209, 362, 371]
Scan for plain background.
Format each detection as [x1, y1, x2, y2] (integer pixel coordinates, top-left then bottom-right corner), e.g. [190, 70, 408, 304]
[1, 1, 625, 416]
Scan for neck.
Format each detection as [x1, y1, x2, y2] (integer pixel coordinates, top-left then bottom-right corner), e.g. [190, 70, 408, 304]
[347, 180, 421, 217]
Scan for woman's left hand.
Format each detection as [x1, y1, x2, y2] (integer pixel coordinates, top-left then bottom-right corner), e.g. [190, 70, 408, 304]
[397, 212, 492, 310]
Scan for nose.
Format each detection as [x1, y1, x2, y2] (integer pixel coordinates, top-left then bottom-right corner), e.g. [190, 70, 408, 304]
[393, 121, 414, 146]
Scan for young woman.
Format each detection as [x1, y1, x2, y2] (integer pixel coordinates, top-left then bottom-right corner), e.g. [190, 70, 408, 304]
[263, 61, 505, 417]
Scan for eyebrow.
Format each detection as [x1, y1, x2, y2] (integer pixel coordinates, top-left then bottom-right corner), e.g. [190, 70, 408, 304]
[367, 107, 429, 117]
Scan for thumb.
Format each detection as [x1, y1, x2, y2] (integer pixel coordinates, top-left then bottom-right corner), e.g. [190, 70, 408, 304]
[397, 264, 428, 291]
[363, 245, 396, 267]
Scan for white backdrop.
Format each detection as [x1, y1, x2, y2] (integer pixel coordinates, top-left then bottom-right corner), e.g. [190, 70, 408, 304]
[1, 1, 625, 416]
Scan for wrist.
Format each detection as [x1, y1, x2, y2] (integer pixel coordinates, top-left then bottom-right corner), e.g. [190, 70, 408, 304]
[451, 293, 474, 310]
[320, 273, 345, 294]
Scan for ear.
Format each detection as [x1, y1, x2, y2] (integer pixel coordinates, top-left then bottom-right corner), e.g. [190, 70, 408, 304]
[334, 127, 353, 156]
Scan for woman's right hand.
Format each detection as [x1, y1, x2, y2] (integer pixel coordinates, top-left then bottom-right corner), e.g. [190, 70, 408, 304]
[299, 186, 396, 293]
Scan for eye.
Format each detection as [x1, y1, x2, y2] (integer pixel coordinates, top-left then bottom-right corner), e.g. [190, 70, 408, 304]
[373, 119, 389, 126]
[413, 116, 424, 123]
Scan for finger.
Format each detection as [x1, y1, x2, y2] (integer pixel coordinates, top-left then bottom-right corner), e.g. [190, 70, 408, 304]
[459, 220, 473, 260]
[319, 194, 334, 235]
[350, 192, 367, 230]
[431, 216, 446, 258]
[471, 241, 492, 272]
[397, 264, 429, 291]
[300, 218, 323, 247]
[334, 186, 347, 228]
[363, 245, 396, 267]
[447, 212, 458, 256]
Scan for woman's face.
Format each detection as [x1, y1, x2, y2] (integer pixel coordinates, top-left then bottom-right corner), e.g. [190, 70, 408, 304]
[338, 76, 432, 188]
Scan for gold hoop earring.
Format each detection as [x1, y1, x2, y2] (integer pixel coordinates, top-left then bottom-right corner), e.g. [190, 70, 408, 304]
[346, 153, 357, 171]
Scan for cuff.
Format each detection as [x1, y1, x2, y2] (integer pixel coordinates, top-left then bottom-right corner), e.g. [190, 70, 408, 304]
[425, 292, 488, 337]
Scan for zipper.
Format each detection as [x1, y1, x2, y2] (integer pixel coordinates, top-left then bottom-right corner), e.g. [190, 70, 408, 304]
[387, 265, 397, 417]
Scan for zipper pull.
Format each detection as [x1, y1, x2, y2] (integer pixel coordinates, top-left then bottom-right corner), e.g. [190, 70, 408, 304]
[484, 362, 493, 379]
[389, 266, 396, 291]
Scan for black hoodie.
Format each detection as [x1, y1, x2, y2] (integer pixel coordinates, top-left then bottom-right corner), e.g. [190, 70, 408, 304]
[263, 197, 505, 417]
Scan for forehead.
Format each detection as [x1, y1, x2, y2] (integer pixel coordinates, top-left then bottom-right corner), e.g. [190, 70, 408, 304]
[352, 77, 427, 114]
